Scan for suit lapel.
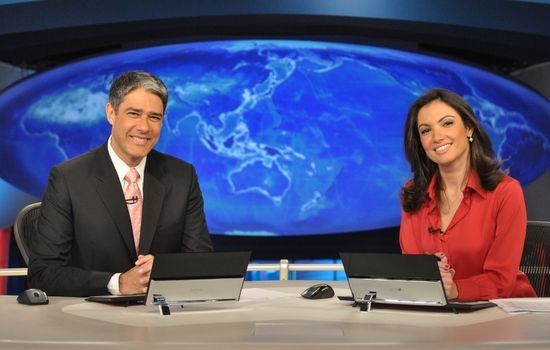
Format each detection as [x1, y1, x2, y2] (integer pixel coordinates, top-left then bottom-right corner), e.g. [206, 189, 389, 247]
[93, 143, 137, 260]
[139, 150, 166, 254]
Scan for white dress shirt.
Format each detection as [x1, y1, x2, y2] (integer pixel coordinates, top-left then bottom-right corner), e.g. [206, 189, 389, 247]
[106, 136, 147, 295]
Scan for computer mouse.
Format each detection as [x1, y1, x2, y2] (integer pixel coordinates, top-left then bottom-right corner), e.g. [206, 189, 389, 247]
[301, 283, 335, 299]
[17, 288, 49, 305]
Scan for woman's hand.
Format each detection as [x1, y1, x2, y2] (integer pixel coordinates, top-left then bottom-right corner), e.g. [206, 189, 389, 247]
[434, 252, 458, 300]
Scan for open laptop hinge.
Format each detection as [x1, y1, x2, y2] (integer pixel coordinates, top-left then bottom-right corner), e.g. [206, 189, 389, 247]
[153, 294, 171, 316]
[358, 292, 377, 312]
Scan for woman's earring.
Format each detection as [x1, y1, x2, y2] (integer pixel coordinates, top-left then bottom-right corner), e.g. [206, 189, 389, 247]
[468, 135, 473, 143]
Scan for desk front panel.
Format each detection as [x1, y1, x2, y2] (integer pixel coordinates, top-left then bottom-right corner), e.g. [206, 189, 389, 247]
[1, 281, 549, 349]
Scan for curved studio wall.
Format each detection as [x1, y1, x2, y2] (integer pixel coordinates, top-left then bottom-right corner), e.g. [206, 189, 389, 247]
[0, 39, 548, 234]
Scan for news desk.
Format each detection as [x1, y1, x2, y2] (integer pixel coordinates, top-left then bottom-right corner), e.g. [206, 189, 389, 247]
[1, 281, 550, 349]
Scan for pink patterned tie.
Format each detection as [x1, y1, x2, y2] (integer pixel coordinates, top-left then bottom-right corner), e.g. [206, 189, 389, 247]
[124, 167, 142, 253]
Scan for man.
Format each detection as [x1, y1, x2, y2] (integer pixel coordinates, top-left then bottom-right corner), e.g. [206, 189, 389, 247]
[28, 71, 213, 296]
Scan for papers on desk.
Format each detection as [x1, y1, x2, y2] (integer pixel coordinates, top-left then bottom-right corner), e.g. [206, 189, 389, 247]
[490, 298, 550, 313]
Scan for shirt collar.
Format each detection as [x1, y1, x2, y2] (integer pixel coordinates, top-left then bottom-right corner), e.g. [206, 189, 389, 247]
[464, 170, 487, 199]
[107, 136, 147, 185]
[426, 169, 487, 202]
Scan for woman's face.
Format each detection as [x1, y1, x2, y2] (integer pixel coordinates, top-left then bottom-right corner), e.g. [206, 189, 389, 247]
[416, 99, 472, 170]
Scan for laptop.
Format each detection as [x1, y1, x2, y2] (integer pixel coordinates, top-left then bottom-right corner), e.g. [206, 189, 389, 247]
[86, 251, 251, 307]
[339, 253, 495, 311]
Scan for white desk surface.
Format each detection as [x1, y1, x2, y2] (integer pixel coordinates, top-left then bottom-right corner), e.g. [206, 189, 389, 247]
[1, 280, 550, 349]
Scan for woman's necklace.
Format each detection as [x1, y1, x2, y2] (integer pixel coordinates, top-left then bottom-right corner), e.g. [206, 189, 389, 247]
[439, 168, 469, 214]
[440, 189, 464, 214]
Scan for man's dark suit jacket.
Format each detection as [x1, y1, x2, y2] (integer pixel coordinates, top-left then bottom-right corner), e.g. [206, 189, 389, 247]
[28, 142, 213, 296]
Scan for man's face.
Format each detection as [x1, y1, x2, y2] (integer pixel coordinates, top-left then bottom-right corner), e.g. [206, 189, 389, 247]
[106, 88, 164, 167]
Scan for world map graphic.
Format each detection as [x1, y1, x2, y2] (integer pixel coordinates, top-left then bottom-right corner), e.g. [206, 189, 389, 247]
[0, 40, 548, 235]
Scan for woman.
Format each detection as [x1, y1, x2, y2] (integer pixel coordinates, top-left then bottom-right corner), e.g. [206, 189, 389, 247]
[400, 88, 536, 301]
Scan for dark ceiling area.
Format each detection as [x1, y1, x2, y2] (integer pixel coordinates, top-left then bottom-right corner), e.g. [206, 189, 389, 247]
[0, 0, 549, 75]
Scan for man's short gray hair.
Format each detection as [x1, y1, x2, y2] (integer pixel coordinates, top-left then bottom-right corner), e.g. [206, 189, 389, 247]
[108, 71, 168, 113]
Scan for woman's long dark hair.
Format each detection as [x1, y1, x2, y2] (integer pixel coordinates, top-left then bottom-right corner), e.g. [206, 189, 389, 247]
[401, 88, 505, 212]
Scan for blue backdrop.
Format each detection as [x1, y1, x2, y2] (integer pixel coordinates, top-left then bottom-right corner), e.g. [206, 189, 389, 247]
[0, 40, 548, 235]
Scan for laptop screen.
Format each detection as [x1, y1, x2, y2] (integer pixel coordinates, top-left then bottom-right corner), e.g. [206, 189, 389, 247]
[340, 253, 448, 307]
[145, 251, 251, 306]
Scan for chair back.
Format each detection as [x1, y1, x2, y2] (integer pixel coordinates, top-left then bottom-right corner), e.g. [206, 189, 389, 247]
[13, 202, 42, 266]
[520, 221, 550, 297]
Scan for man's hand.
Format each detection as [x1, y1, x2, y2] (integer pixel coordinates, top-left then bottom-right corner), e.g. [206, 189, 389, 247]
[434, 252, 458, 300]
[119, 254, 154, 295]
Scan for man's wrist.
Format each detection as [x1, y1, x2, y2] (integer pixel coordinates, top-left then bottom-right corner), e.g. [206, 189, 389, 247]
[107, 273, 121, 295]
